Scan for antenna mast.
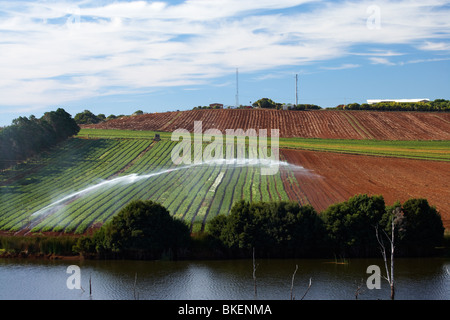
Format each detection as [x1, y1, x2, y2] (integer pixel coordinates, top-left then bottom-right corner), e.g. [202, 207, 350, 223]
[236, 68, 239, 108]
[295, 74, 298, 106]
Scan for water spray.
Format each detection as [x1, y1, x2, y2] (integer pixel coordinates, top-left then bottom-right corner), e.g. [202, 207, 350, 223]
[25, 157, 316, 231]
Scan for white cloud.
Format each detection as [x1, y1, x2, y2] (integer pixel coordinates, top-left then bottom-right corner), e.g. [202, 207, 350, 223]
[351, 50, 404, 57]
[418, 41, 450, 52]
[368, 57, 396, 66]
[321, 64, 360, 70]
[0, 0, 449, 110]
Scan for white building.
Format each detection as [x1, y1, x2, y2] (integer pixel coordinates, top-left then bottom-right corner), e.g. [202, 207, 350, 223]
[367, 99, 430, 104]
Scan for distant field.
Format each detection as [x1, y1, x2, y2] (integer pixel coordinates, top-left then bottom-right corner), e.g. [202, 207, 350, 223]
[78, 128, 450, 161]
[82, 109, 450, 140]
[279, 137, 450, 161]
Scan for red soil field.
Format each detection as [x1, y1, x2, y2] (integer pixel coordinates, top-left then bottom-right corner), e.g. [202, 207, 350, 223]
[84, 109, 450, 140]
[281, 149, 450, 229]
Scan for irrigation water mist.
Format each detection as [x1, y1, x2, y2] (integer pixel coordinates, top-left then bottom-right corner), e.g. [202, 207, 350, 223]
[26, 158, 316, 229]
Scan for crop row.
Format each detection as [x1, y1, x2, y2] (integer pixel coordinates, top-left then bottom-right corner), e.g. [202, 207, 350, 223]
[1, 137, 304, 233]
[32, 141, 176, 233]
[0, 138, 151, 231]
[0, 139, 118, 230]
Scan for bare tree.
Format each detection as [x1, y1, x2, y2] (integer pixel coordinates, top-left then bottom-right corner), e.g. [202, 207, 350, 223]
[133, 272, 138, 300]
[289, 265, 312, 300]
[375, 206, 403, 300]
[300, 278, 312, 300]
[252, 248, 258, 297]
[354, 279, 365, 300]
[290, 265, 298, 300]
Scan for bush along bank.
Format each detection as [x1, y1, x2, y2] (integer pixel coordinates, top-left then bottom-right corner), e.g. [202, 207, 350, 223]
[0, 235, 79, 259]
[0, 195, 446, 260]
[205, 195, 445, 259]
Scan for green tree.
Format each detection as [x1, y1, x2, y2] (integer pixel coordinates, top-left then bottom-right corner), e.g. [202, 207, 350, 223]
[321, 194, 386, 257]
[208, 200, 325, 257]
[95, 200, 191, 259]
[0, 108, 79, 170]
[252, 98, 277, 109]
[42, 108, 80, 142]
[400, 198, 444, 254]
[74, 110, 102, 125]
[290, 104, 322, 111]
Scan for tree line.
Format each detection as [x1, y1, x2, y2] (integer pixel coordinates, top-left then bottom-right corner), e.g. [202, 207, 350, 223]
[0, 108, 79, 170]
[73, 109, 147, 125]
[331, 99, 450, 112]
[70, 194, 445, 260]
[251, 98, 322, 110]
[192, 98, 450, 112]
[208, 195, 444, 258]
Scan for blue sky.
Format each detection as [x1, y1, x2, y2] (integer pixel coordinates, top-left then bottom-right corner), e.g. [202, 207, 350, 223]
[0, 0, 449, 126]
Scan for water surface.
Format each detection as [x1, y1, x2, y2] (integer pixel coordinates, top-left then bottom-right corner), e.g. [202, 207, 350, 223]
[0, 258, 448, 300]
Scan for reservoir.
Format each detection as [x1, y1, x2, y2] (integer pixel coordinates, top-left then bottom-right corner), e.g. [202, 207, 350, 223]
[0, 257, 448, 300]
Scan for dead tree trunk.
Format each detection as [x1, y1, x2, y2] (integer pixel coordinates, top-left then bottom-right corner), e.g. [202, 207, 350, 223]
[300, 278, 312, 300]
[355, 279, 365, 300]
[375, 210, 398, 300]
[389, 217, 395, 300]
[290, 265, 298, 300]
[252, 248, 258, 297]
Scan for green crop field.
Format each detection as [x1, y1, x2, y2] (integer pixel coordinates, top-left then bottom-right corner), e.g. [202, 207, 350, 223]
[0, 135, 295, 234]
[279, 137, 450, 161]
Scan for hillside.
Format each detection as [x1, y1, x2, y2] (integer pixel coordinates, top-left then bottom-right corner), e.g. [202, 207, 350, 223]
[83, 109, 450, 140]
[1, 109, 449, 235]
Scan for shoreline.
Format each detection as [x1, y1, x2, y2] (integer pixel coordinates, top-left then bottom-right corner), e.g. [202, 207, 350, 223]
[1, 229, 449, 262]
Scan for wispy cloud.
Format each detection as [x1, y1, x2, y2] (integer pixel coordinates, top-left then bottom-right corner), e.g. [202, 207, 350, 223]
[321, 64, 360, 70]
[400, 57, 450, 65]
[351, 50, 405, 57]
[418, 41, 450, 52]
[0, 0, 449, 110]
[368, 57, 396, 66]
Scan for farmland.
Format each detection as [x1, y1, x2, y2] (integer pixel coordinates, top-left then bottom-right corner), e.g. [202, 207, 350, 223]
[0, 137, 294, 234]
[281, 149, 450, 230]
[78, 128, 450, 161]
[1, 109, 449, 235]
[83, 109, 450, 140]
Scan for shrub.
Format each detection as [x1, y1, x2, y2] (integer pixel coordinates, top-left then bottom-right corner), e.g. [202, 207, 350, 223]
[94, 200, 191, 259]
[400, 198, 445, 254]
[208, 200, 326, 257]
[321, 194, 386, 257]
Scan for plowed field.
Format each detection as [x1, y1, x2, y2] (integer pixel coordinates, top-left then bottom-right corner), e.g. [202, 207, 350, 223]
[281, 149, 450, 229]
[84, 109, 450, 140]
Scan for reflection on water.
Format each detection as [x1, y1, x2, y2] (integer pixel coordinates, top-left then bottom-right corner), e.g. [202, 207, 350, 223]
[0, 258, 448, 300]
